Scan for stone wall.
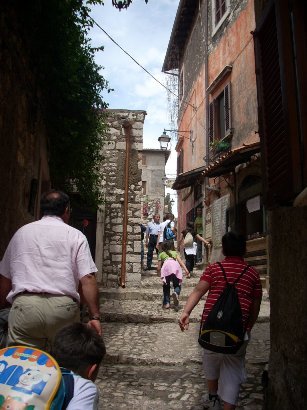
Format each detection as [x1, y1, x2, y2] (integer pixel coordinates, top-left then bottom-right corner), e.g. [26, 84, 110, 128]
[266, 206, 307, 409]
[96, 110, 145, 287]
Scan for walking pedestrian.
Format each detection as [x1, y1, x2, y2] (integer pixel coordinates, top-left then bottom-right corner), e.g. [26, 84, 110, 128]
[157, 213, 176, 249]
[178, 222, 210, 276]
[140, 223, 146, 271]
[157, 240, 189, 310]
[179, 232, 262, 409]
[0, 189, 102, 351]
[145, 214, 161, 270]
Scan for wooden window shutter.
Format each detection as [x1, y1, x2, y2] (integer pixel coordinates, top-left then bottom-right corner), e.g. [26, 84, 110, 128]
[224, 83, 231, 136]
[208, 102, 214, 143]
[254, 4, 293, 208]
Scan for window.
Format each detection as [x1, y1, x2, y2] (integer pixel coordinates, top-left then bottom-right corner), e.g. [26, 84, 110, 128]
[177, 150, 184, 175]
[142, 181, 147, 195]
[208, 83, 231, 144]
[212, 0, 230, 34]
[215, 0, 226, 25]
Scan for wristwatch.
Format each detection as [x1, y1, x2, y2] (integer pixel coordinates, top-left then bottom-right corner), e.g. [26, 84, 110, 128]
[90, 315, 101, 321]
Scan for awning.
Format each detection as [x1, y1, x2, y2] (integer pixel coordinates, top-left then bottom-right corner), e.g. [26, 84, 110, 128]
[203, 142, 261, 177]
[172, 165, 206, 190]
[172, 142, 260, 190]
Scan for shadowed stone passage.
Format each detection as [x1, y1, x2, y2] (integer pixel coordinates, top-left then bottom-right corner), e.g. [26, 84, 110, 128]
[96, 271, 270, 409]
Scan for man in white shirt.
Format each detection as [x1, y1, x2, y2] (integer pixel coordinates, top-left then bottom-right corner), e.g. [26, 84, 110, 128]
[157, 213, 176, 247]
[0, 190, 102, 350]
[145, 214, 161, 270]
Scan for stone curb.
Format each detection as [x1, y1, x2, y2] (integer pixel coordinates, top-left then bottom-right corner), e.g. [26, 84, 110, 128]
[103, 353, 202, 366]
[101, 312, 270, 324]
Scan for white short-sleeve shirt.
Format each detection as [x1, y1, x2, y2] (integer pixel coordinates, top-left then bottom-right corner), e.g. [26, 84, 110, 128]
[67, 374, 99, 410]
[0, 216, 97, 304]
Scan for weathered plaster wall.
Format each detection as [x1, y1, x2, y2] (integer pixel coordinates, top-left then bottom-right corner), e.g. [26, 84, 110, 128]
[208, 0, 258, 148]
[0, 5, 50, 257]
[97, 110, 145, 287]
[266, 207, 307, 409]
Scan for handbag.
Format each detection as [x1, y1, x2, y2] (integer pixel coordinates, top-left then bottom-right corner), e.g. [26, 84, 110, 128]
[184, 232, 194, 247]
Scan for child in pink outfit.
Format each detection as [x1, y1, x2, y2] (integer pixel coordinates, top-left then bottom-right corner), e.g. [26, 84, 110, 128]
[157, 241, 189, 309]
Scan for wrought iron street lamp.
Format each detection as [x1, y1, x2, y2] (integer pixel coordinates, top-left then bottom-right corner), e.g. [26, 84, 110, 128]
[158, 131, 171, 150]
[112, 0, 148, 11]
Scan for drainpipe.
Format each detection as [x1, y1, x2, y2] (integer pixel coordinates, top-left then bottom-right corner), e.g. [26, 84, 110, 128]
[119, 120, 132, 288]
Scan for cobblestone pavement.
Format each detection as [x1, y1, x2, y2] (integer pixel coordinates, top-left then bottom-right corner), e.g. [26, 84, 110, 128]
[96, 269, 270, 409]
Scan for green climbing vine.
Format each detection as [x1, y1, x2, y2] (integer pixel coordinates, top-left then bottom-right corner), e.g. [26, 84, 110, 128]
[19, 0, 111, 207]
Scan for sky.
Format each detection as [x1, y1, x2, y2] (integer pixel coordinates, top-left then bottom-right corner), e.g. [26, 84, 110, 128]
[88, 0, 179, 182]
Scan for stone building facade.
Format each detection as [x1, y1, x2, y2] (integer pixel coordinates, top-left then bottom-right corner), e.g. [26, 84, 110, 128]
[164, 0, 266, 278]
[95, 109, 146, 288]
[141, 149, 170, 220]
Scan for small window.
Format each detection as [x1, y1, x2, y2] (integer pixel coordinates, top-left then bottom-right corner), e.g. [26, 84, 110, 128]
[177, 150, 184, 175]
[209, 83, 232, 144]
[212, 0, 230, 34]
[142, 154, 146, 165]
[215, 0, 226, 25]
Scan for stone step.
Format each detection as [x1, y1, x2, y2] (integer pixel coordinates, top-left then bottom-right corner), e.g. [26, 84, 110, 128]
[101, 321, 270, 367]
[100, 295, 270, 325]
[100, 297, 204, 324]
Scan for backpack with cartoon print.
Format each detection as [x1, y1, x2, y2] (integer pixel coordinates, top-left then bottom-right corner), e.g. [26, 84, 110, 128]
[0, 346, 73, 409]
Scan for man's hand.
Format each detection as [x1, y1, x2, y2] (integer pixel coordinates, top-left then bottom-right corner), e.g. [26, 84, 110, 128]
[179, 312, 190, 331]
[80, 273, 102, 335]
[88, 319, 103, 336]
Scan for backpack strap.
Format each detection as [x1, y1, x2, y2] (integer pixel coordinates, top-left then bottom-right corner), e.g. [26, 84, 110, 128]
[61, 368, 75, 409]
[217, 262, 250, 285]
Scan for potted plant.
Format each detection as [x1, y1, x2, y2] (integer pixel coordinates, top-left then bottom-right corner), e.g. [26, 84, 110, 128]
[209, 139, 230, 153]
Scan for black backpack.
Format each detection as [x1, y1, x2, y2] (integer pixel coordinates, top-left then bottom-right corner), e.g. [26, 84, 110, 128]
[198, 262, 250, 354]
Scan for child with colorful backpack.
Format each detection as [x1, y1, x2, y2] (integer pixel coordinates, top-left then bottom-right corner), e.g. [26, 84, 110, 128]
[157, 240, 190, 310]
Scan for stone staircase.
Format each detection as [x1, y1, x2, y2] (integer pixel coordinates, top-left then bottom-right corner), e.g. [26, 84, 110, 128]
[99, 273, 204, 325]
[96, 268, 270, 409]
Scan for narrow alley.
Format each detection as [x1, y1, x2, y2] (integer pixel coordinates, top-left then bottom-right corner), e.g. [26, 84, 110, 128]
[96, 268, 270, 410]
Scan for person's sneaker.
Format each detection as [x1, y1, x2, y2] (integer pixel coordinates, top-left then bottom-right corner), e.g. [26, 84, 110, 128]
[162, 303, 170, 309]
[172, 292, 179, 307]
[203, 393, 222, 409]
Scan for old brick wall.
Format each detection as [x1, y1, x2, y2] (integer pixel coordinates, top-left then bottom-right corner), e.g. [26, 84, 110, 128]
[0, 5, 50, 257]
[96, 110, 145, 287]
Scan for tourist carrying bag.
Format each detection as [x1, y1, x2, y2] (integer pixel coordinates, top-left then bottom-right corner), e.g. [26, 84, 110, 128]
[163, 222, 175, 241]
[0, 345, 72, 409]
[198, 263, 250, 354]
[183, 232, 193, 247]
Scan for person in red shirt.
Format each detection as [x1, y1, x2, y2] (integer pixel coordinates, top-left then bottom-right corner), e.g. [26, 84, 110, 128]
[179, 232, 262, 410]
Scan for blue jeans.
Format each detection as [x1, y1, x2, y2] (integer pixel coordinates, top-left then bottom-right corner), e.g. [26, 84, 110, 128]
[163, 274, 181, 305]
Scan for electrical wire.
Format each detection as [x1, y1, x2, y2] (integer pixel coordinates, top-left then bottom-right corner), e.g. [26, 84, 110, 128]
[87, 13, 179, 99]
